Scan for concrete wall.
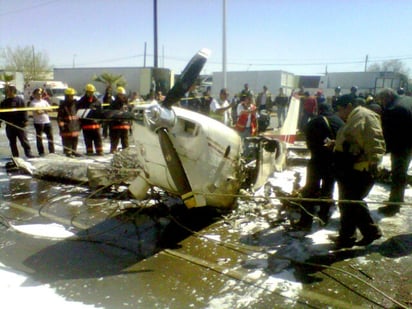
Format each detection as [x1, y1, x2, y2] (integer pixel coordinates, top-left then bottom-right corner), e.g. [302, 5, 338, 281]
[212, 70, 296, 98]
[54, 67, 172, 97]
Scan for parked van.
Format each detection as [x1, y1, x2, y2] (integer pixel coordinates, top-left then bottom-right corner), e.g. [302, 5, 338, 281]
[0, 71, 25, 101]
[0, 81, 25, 102]
[25, 80, 68, 105]
[0, 81, 5, 101]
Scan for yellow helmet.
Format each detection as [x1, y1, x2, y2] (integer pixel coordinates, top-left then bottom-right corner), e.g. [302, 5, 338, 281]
[85, 83, 96, 92]
[65, 87, 77, 95]
[366, 95, 374, 103]
[116, 86, 126, 94]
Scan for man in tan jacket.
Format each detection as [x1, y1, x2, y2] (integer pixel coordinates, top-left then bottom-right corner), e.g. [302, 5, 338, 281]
[330, 94, 386, 249]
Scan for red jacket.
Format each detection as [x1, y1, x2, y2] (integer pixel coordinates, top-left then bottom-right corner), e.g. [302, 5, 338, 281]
[235, 104, 258, 136]
[303, 96, 317, 114]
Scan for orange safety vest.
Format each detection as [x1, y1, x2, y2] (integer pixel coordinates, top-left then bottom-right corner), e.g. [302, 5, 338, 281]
[82, 123, 101, 130]
[111, 123, 131, 130]
[235, 105, 258, 136]
[60, 131, 80, 137]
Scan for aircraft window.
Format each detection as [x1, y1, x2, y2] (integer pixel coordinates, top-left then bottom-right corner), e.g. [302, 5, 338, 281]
[183, 120, 198, 136]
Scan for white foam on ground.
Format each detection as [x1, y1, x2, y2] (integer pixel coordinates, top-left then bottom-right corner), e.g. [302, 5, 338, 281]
[0, 263, 98, 308]
[10, 223, 75, 239]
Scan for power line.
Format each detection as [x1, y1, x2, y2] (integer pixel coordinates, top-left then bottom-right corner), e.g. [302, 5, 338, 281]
[217, 56, 412, 67]
[0, 0, 62, 17]
[46, 52, 412, 74]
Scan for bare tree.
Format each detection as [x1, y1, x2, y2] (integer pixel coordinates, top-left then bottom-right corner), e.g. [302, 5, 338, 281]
[1, 45, 52, 81]
[366, 63, 381, 72]
[368, 59, 410, 77]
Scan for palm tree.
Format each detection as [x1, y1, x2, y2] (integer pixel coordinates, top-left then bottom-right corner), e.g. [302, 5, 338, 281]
[92, 72, 127, 89]
[0, 72, 15, 85]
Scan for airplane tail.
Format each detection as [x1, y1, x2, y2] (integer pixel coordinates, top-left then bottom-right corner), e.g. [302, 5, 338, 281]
[272, 94, 300, 144]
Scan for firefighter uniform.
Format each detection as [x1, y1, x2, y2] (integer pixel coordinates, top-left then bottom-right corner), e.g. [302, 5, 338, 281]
[57, 88, 81, 156]
[109, 87, 131, 153]
[77, 84, 103, 155]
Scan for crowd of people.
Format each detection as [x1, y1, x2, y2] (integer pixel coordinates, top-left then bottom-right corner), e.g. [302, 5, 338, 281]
[295, 86, 412, 249]
[1, 81, 411, 250]
[0, 83, 138, 158]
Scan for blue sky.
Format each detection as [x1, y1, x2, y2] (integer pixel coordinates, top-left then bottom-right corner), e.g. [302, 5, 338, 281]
[1, 0, 412, 76]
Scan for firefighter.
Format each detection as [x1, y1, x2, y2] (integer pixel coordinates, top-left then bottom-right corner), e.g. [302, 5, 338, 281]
[331, 86, 341, 112]
[109, 86, 131, 153]
[57, 88, 81, 157]
[77, 84, 103, 155]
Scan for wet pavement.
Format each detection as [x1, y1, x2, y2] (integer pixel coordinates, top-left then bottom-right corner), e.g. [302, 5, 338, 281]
[0, 118, 411, 308]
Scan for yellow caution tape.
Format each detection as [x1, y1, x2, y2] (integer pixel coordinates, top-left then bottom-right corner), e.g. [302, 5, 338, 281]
[0, 105, 59, 112]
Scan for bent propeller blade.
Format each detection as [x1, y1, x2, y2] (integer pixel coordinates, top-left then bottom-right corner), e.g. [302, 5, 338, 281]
[157, 128, 196, 208]
[162, 48, 210, 109]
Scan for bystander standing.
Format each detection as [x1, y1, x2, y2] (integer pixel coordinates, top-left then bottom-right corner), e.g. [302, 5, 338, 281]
[376, 88, 412, 216]
[274, 88, 289, 128]
[235, 94, 258, 157]
[330, 94, 386, 248]
[29, 88, 55, 156]
[293, 103, 344, 231]
[210, 88, 233, 126]
[256, 85, 272, 111]
[0, 85, 34, 158]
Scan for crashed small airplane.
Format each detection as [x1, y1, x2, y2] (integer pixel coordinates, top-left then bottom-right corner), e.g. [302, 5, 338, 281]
[13, 49, 301, 210]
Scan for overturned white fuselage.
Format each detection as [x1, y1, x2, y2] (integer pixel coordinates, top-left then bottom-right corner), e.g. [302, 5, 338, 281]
[128, 105, 244, 209]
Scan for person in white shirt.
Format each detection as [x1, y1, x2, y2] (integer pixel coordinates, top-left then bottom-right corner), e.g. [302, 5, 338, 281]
[209, 88, 233, 126]
[29, 88, 55, 156]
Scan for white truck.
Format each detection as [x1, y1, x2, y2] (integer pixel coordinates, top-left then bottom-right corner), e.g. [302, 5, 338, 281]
[24, 80, 68, 105]
[0, 71, 25, 102]
[0, 81, 6, 102]
[318, 71, 408, 99]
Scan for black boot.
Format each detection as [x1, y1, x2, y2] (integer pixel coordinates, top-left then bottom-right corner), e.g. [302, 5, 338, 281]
[328, 234, 356, 249]
[378, 204, 400, 217]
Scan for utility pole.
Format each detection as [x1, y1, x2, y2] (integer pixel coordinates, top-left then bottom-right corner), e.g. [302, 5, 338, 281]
[162, 45, 164, 68]
[144, 42, 147, 67]
[222, 0, 227, 88]
[154, 0, 158, 68]
[364, 54, 368, 72]
[32, 45, 35, 79]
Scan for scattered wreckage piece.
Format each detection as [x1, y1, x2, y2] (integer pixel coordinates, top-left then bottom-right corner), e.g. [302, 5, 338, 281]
[11, 154, 104, 183]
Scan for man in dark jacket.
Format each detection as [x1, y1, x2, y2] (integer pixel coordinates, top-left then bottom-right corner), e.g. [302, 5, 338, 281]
[377, 88, 412, 216]
[293, 103, 344, 231]
[331, 86, 342, 112]
[77, 84, 103, 155]
[102, 85, 114, 139]
[0, 85, 34, 158]
[274, 87, 288, 128]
